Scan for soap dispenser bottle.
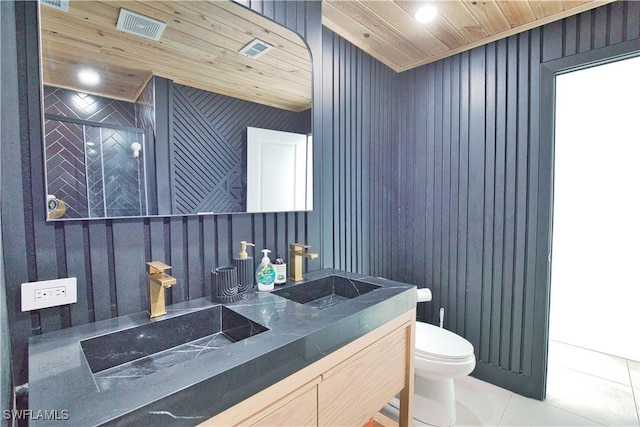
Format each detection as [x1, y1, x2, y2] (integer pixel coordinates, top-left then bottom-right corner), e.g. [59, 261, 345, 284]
[255, 249, 276, 291]
[233, 241, 255, 293]
[273, 253, 287, 285]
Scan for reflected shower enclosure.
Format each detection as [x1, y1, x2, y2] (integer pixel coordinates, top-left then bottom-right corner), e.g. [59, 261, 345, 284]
[44, 117, 149, 219]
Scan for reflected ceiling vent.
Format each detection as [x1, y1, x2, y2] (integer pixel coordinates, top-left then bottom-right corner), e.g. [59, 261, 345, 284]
[40, 0, 69, 12]
[116, 9, 167, 41]
[239, 39, 273, 59]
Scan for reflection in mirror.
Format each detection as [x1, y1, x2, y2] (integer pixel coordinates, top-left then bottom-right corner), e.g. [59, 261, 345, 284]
[246, 127, 312, 213]
[39, 0, 312, 220]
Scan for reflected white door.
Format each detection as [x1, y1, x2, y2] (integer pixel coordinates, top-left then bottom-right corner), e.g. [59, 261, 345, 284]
[246, 127, 311, 213]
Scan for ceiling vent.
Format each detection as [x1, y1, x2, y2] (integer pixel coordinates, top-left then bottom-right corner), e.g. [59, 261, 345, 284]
[116, 9, 167, 41]
[40, 0, 69, 12]
[239, 39, 274, 59]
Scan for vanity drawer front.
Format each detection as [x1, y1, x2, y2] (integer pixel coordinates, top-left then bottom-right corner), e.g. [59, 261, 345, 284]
[250, 385, 317, 427]
[318, 325, 408, 427]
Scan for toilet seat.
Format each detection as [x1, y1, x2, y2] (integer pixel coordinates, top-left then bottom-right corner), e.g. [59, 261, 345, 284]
[415, 321, 474, 361]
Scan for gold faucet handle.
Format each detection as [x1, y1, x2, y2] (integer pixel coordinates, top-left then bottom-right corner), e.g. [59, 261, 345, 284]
[147, 261, 172, 274]
[289, 243, 318, 259]
[290, 243, 311, 251]
[153, 273, 177, 288]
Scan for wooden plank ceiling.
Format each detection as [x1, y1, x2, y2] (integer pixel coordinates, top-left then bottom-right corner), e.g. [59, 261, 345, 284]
[40, 0, 614, 111]
[323, 0, 615, 72]
[39, 1, 312, 112]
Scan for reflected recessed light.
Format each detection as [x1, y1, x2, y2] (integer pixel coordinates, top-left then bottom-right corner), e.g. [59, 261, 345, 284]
[78, 69, 100, 86]
[415, 4, 438, 23]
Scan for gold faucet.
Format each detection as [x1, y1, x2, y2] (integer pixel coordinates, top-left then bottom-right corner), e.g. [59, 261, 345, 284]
[146, 261, 177, 318]
[289, 243, 318, 282]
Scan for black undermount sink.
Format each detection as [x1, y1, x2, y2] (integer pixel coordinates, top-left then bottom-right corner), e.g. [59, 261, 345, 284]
[273, 275, 380, 309]
[80, 305, 267, 390]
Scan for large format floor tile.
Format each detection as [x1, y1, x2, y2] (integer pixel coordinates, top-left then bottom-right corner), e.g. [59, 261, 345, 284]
[546, 364, 639, 426]
[549, 339, 631, 385]
[630, 359, 640, 422]
[453, 376, 511, 426]
[630, 359, 640, 389]
[499, 393, 604, 426]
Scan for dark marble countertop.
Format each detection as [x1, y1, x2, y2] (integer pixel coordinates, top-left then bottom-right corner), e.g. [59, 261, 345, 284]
[28, 269, 416, 426]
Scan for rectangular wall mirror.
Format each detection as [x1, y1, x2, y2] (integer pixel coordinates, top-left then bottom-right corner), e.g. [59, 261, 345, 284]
[39, 0, 312, 220]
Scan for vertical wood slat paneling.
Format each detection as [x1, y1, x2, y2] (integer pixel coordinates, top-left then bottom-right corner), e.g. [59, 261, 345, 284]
[577, 13, 593, 54]
[457, 52, 470, 337]
[627, 1, 640, 40]
[522, 27, 542, 379]
[64, 223, 89, 325]
[447, 55, 461, 330]
[509, 27, 530, 374]
[439, 58, 452, 328]
[500, 35, 517, 369]
[466, 47, 486, 352]
[426, 63, 436, 309]
[359, 53, 371, 275]
[332, 35, 343, 268]
[593, 6, 609, 48]
[111, 221, 146, 315]
[396, 1, 640, 398]
[563, 16, 579, 57]
[87, 222, 111, 322]
[490, 38, 507, 368]
[319, 26, 334, 270]
[201, 216, 216, 295]
[345, 42, 354, 273]
[319, 27, 399, 277]
[186, 216, 202, 298]
[3, 0, 321, 388]
[480, 42, 496, 364]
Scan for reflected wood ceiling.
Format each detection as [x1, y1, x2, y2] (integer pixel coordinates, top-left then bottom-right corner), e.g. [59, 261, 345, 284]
[40, 0, 614, 112]
[323, 0, 615, 72]
[39, 1, 312, 112]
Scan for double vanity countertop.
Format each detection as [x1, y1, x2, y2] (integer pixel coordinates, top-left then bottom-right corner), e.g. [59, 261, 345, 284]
[28, 269, 416, 426]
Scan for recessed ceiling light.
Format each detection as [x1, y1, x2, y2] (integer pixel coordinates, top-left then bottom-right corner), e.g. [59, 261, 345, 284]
[78, 69, 100, 86]
[415, 4, 438, 23]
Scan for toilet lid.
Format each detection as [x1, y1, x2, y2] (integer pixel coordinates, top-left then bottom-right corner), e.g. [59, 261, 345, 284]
[415, 322, 474, 360]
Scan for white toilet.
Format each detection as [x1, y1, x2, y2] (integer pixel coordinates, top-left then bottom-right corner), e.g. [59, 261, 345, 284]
[389, 288, 476, 426]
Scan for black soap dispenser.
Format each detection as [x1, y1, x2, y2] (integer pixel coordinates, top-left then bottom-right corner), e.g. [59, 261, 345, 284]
[233, 241, 255, 293]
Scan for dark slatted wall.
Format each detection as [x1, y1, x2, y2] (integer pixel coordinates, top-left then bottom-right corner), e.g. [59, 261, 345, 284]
[395, 1, 640, 398]
[3, 0, 323, 387]
[318, 28, 399, 275]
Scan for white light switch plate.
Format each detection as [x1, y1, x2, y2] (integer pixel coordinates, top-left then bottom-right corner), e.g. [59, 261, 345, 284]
[21, 278, 77, 311]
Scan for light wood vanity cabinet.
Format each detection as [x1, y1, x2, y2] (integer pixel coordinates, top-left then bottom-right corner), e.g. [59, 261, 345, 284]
[318, 323, 409, 426]
[200, 309, 415, 427]
[250, 385, 318, 426]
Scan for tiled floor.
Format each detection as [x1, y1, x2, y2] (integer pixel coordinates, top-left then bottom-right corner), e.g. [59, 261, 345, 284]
[383, 340, 640, 426]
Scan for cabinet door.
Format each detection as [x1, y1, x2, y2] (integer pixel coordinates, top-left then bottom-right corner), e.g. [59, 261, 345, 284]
[318, 326, 408, 427]
[251, 385, 317, 427]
